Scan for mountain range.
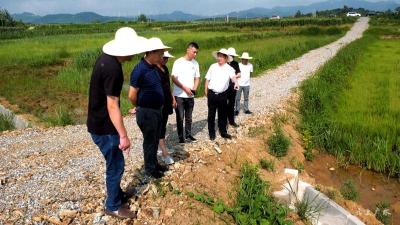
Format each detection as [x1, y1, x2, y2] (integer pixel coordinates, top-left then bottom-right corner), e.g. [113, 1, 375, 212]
[12, 0, 400, 24]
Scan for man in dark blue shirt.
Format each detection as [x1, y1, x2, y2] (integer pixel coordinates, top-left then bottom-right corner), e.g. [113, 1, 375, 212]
[129, 37, 171, 178]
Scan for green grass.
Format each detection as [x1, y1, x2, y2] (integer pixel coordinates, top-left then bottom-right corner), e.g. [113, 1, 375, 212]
[267, 127, 291, 158]
[340, 180, 359, 201]
[0, 23, 346, 125]
[0, 113, 15, 131]
[299, 20, 400, 176]
[260, 159, 275, 172]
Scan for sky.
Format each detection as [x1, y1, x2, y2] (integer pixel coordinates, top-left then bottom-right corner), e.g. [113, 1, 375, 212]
[0, 0, 398, 16]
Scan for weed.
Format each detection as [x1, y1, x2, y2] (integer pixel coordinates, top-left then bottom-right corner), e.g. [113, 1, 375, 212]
[267, 127, 291, 158]
[340, 180, 359, 201]
[259, 159, 275, 172]
[324, 188, 338, 201]
[47, 107, 74, 126]
[248, 125, 266, 138]
[289, 157, 305, 173]
[375, 201, 392, 225]
[0, 113, 15, 131]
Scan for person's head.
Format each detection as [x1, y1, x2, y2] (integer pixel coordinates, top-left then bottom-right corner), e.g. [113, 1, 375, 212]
[102, 27, 146, 61]
[185, 42, 199, 60]
[217, 53, 228, 65]
[161, 51, 174, 66]
[239, 52, 253, 65]
[143, 37, 171, 65]
[227, 47, 238, 62]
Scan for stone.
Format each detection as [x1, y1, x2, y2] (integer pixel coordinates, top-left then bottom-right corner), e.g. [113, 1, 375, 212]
[150, 207, 160, 219]
[47, 216, 62, 225]
[214, 146, 222, 154]
[59, 209, 78, 218]
[329, 167, 335, 171]
[164, 208, 175, 217]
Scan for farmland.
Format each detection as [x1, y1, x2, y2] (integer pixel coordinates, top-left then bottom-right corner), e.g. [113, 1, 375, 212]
[0, 18, 353, 126]
[299, 18, 400, 175]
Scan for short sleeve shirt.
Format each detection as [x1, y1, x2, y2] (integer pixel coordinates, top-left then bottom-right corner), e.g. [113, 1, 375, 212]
[238, 63, 253, 86]
[228, 60, 241, 75]
[87, 53, 123, 135]
[171, 57, 200, 98]
[130, 58, 164, 109]
[205, 63, 235, 93]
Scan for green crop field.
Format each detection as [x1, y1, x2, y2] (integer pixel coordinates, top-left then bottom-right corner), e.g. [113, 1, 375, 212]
[299, 18, 400, 176]
[0, 18, 352, 126]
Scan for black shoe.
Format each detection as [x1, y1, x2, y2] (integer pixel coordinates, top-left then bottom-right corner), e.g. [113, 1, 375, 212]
[221, 133, 232, 139]
[244, 110, 253, 114]
[179, 138, 185, 144]
[156, 164, 168, 172]
[186, 135, 197, 142]
[146, 170, 164, 179]
[234, 111, 239, 116]
[230, 122, 239, 128]
[210, 135, 216, 141]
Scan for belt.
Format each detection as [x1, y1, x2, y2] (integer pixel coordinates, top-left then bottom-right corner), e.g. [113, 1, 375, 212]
[209, 89, 227, 95]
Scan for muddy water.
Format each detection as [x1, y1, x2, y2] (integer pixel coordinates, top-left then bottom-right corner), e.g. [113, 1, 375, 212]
[305, 153, 400, 223]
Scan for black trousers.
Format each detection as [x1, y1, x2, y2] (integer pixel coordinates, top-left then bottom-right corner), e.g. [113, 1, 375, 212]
[227, 84, 237, 124]
[207, 90, 228, 138]
[175, 97, 194, 139]
[136, 107, 162, 173]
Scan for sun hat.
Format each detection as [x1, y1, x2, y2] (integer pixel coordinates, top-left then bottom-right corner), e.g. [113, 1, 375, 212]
[239, 52, 253, 60]
[163, 51, 175, 58]
[227, 47, 239, 57]
[102, 27, 147, 57]
[142, 37, 171, 52]
[212, 48, 233, 62]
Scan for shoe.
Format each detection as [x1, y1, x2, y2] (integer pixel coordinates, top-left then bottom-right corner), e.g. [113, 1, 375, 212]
[210, 135, 216, 141]
[146, 170, 164, 179]
[179, 138, 185, 144]
[162, 155, 175, 165]
[244, 110, 253, 114]
[221, 133, 232, 139]
[230, 122, 239, 128]
[156, 164, 168, 172]
[186, 135, 197, 142]
[105, 207, 137, 219]
[234, 111, 239, 116]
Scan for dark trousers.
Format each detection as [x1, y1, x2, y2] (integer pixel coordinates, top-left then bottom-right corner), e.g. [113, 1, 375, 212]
[175, 97, 194, 139]
[227, 85, 237, 124]
[207, 90, 228, 137]
[91, 134, 124, 211]
[136, 107, 162, 173]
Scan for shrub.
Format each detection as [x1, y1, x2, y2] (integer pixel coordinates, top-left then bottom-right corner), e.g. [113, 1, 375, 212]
[267, 127, 291, 158]
[259, 159, 275, 172]
[375, 201, 392, 225]
[340, 180, 359, 201]
[0, 113, 15, 131]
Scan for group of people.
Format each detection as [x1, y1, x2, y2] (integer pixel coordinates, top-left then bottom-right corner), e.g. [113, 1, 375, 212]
[86, 27, 253, 219]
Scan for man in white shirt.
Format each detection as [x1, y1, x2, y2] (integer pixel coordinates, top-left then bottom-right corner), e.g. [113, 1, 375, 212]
[171, 42, 200, 143]
[235, 52, 254, 115]
[205, 48, 239, 140]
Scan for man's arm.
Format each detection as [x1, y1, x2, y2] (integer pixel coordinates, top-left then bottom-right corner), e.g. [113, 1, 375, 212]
[107, 96, 130, 151]
[204, 80, 209, 97]
[171, 75, 193, 96]
[128, 86, 139, 105]
[193, 77, 200, 91]
[230, 76, 239, 90]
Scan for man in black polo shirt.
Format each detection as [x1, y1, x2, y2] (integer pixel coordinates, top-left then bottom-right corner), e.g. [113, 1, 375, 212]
[129, 37, 171, 178]
[87, 27, 144, 219]
[227, 47, 241, 127]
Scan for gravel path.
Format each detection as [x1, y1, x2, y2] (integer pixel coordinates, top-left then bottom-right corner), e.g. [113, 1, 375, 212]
[0, 18, 369, 224]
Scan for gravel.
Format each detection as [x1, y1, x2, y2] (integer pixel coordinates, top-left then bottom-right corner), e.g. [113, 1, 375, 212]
[0, 18, 369, 224]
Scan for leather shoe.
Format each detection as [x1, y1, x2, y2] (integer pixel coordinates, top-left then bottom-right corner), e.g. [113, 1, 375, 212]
[221, 133, 232, 139]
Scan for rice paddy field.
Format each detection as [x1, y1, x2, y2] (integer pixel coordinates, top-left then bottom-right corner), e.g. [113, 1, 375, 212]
[0, 18, 353, 126]
[299, 18, 400, 176]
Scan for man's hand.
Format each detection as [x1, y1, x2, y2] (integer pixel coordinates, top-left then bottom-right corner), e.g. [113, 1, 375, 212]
[183, 86, 194, 97]
[234, 84, 239, 90]
[129, 107, 137, 114]
[119, 135, 131, 153]
[172, 98, 177, 108]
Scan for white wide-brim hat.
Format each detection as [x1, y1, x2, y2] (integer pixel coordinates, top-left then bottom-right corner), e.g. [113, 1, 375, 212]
[239, 52, 253, 60]
[212, 48, 233, 62]
[163, 51, 175, 58]
[227, 47, 239, 57]
[103, 27, 147, 57]
[142, 37, 171, 52]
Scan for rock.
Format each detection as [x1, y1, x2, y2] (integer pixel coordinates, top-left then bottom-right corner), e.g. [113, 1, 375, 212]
[47, 216, 62, 225]
[93, 213, 106, 224]
[164, 208, 175, 217]
[150, 207, 160, 219]
[214, 146, 222, 154]
[329, 167, 335, 171]
[371, 187, 376, 191]
[59, 209, 78, 218]
[32, 215, 44, 222]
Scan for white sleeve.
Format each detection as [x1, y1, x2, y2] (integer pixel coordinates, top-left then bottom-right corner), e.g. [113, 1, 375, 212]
[171, 60, 179, 78]
[250, 64, 253, 73]
[229, 66, 236, 79]
[195, 62, 200, 78]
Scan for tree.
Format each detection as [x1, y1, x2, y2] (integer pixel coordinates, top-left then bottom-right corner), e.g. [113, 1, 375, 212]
[137, 14, 148, 22]
[295, 10, 302, 18]
[395, 7, 400, 13]
[0, 8, 16, 27]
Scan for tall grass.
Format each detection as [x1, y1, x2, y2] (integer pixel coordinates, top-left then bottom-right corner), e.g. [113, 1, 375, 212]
[299, 21, 400, 176]
[0, 113, 15, 131]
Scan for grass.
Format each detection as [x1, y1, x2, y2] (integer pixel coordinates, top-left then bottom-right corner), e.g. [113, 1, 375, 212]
[299, 19, 400, 176]
[0, 23, 346, 125]
[267, 126, 291, 158]
[259, 159, 275, 172]
[340, 180, 359, 201]
[0, 113, 15, 131]
[375, 201, 392, 225]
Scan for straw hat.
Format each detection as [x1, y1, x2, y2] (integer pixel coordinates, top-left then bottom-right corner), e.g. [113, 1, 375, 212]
[142, 37, 171, 52]
[227, 47, 239, 57]
[212, 48, 233, 61]
[102, 27, 146, 57]
[163, 51, 175, 58]
[239, 52, 253, 60]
